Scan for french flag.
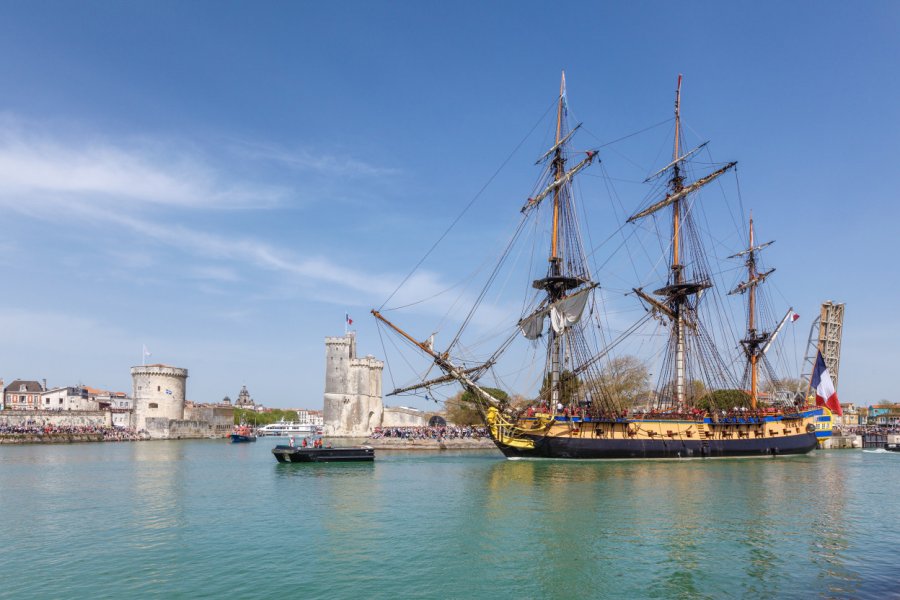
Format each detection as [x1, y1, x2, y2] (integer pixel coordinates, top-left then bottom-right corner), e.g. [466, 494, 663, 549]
[811, 350, 842, 416]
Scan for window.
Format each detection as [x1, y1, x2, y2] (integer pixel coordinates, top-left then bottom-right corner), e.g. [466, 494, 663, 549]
[149, 402, 158, 409]
[157, 386, 160, 392]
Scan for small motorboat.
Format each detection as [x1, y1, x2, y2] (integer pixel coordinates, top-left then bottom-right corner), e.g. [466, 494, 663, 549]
[885, 443, 900, 452]
[230, 426, 257, 443]
[272, 444, 374, 463]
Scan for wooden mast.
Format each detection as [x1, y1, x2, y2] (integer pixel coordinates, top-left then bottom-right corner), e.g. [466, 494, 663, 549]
[671, 74, 686, 406]
[549, 70, 567, 413]
[748, 215, 758, 409]
[551, 71, 565, 265]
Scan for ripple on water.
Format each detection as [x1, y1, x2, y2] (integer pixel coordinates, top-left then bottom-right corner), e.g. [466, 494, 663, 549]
[1, 444, 899, 599]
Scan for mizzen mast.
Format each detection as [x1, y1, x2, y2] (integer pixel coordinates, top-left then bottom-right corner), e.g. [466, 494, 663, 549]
[728, 215, 776, 409]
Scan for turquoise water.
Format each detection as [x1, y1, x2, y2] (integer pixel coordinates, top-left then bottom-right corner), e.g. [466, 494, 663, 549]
[1, 442, 898, 599]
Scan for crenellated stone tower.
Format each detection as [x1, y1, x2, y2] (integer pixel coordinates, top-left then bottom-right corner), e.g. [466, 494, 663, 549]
[131, 364, 188, 436]
[323, 333, 384, 436]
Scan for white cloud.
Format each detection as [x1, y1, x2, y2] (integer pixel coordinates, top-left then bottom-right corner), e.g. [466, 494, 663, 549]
[0, 118, 286, 210]
[232, 140, 400, 178]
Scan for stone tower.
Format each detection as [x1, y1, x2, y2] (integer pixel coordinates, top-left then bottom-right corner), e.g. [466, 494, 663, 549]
[131, 364, 188, 434]
[323, 332, 384, 436]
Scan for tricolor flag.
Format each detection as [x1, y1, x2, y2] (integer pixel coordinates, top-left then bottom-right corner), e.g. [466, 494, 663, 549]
[811, 350, 842, 416]
[346, 313, 353, 326]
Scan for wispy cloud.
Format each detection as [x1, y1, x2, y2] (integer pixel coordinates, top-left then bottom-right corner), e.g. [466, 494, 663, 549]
[0, 115, 507, 332]
[0, 116, 287, 210]
[232, 140, 401, 178]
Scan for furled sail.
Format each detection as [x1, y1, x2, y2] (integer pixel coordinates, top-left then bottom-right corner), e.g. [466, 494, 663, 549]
[518, 285, 593, 339]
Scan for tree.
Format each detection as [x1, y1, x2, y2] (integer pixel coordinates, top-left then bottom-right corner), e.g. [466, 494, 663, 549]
[656, 378, 706, 408]
[764, 377, 807, 394]
[592, 355, 650, 410]
[445, 386, 509, 426]
[696, 389, 751, 411]
[539, 370, 581, 406]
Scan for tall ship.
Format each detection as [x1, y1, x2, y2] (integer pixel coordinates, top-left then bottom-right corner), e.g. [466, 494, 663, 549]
[373, 74, 825, 459]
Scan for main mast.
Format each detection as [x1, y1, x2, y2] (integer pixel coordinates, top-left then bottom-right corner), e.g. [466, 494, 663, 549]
[548, 71, 566, 411]
[671, 75, 686, 406]
[627, 75, 737, 409]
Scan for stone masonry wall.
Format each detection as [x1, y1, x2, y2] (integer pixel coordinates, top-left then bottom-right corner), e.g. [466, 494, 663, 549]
[0, 410, 111, 428]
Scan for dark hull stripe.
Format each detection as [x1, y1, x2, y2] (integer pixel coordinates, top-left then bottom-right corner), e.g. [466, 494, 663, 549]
[495, 433, 818, 459]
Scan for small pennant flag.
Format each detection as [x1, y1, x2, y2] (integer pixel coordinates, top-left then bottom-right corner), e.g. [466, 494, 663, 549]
[790, 313, 800, 322]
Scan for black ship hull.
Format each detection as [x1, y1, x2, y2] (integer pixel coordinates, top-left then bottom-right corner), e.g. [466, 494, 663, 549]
[495, 432, 818, 459]
[271, 445, 375, 463]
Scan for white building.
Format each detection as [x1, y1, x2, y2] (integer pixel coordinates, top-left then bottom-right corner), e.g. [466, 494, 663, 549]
[40, 387, 99, 411]
[297, 409, 324, 426]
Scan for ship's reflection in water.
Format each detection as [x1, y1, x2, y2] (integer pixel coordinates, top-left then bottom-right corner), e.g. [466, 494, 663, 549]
[479, 454, 867, 598]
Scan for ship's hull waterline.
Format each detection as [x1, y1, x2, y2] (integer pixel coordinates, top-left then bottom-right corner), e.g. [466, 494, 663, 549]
[494, 431, 818, 459]
[489, 409, 824, 460]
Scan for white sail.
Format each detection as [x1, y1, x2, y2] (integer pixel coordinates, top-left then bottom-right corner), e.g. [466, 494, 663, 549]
[518, 286, 593, 339]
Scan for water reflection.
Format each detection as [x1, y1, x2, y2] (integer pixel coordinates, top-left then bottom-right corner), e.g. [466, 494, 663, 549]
[477, 455, 866, 598]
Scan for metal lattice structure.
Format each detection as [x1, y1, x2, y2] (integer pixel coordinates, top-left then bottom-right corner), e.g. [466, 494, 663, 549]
[818, 302, 845, 389]
[799, 301, 845, 396]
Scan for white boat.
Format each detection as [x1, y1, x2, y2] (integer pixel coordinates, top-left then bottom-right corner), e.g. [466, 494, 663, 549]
[256, 421, 320, 437]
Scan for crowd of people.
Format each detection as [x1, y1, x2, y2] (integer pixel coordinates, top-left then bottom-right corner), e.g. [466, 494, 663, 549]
[370, 425, 488, 440]
[0, 422, 143, 441]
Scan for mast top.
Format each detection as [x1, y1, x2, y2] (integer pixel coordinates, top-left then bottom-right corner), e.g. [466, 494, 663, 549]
[673, 74, 683, 160]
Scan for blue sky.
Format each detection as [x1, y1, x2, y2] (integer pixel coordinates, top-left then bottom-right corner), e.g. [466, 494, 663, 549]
[0, 2, 896, 408]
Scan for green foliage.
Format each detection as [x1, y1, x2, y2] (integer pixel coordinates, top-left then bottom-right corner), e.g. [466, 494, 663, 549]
[593, 355, 650, 410]
[696, 389, 751, 411]
[539, 370, 581, 406]
[233, 407, 300, 426]
[445, 386, 509, 426]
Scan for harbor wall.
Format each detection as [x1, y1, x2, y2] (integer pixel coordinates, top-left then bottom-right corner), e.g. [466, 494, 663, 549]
[0, 433, 106, 444]
[184, 404, 233, 436]
[826, 435, 862, 449]
[381, 406, 430, 428]
[143, 417, 222, 439]
[0, 409, 111, 428]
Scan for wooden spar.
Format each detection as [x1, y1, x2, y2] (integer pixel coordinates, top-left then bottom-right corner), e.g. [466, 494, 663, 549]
[370, 310, 503, 409]
[387, 364, 488, 396]
[535, 123, 582, 165]
[626, 161, 738, 223]
[761, 308, 795, 356]
[520, 153, 595, 213]
[643, 141, 709, 183]
[632, 287, 697, 331]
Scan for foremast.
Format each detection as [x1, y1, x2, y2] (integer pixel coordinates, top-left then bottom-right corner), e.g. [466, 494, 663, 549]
[522, 71, 598, 413]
